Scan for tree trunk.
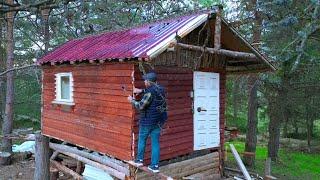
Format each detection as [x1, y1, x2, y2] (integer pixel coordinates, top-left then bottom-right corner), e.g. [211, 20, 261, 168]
[267, 101, 281, 161]
[232, 77, 239, 120]
[305, 89, 311, 152]
[243, 0, 262, 167]
[41, 8, 51, 53]
[2, 0, 15, 156]
[0, 19, 5, 123]
[244, 75, 258, 166]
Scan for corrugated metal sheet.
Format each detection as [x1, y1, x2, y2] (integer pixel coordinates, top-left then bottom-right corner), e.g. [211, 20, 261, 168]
[38, 12, 210, 65]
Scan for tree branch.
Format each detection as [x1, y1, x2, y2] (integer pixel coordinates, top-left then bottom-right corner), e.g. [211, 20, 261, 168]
[0, 64, 38, 77]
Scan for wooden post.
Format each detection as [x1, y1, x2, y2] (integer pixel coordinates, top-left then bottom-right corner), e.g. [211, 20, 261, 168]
[229, 144, 252, 180]
[34, 133, 50, 180]
[0, 152, 12, 165]
[50, 167, 59, 180]
[264, 157, 271, 177]
[76, 161, 83, 174]
[214, 6, 222, 50]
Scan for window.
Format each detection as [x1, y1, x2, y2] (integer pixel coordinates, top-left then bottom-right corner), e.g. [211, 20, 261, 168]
[53, 73, 74, 105]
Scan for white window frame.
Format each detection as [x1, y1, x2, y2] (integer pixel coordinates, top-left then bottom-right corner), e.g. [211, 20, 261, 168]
[52, 72, 75, 106]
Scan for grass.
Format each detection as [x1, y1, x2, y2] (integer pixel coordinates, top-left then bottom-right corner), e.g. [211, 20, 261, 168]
[225, 141, 320, 180]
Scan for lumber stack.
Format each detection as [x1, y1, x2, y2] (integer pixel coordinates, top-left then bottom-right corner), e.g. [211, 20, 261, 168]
[136, 152, 220, 179]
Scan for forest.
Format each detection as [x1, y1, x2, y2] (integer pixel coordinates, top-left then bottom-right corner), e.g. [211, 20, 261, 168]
[0, 0, 319, 179]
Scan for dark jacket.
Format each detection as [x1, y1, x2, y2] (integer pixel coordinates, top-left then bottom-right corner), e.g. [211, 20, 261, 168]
[140, 84, 167, 126]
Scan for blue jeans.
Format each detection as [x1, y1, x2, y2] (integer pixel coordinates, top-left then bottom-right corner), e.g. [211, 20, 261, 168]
[137, 124, 161, 166]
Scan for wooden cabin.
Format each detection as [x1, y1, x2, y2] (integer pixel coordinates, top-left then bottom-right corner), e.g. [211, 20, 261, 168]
[38, 8, 275, 179]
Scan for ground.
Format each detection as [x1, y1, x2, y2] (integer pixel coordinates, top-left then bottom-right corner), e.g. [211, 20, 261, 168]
[0, 159, 34, 180]
[1, 137, 319, 180]
[225, 139, 320, 180]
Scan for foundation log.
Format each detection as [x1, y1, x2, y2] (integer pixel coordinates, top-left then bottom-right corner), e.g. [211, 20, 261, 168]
[34, 133, 50, 180]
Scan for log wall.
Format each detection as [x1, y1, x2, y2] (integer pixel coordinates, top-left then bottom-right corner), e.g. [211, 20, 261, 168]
[133, 66, 194, 162]
[136, 152, 220, 179]
[133, 63, 226, 163]
[42, 63, 134, 160]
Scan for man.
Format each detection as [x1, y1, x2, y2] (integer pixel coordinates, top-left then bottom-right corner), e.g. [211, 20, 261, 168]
[127, 72, 167, 173]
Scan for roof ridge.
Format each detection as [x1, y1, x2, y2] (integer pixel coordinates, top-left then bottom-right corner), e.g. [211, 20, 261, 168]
[64, 9, 212, 42]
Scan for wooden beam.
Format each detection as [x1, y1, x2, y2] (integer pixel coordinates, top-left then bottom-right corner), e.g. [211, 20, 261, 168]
[49, 142, 129, 175]
[127, 160, 174, 180]
[176, 43, 257, 60]
[227, 68, 270, 74]
[34, 134, 50, 180]
[214, 6, 222, 50]
[49, 143, 127, 179]
[50, 141, 67, 160]
[229, 144, 252, 180]
[51, 160, 83, 180]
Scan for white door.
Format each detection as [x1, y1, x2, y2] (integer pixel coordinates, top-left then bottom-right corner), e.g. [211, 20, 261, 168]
[193, 71, 220, 150]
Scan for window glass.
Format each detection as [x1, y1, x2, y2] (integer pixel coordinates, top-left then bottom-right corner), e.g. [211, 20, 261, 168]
[60, 76, 70, 100]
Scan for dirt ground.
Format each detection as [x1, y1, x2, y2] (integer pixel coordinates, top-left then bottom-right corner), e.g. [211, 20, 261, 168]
[0, 159, 35, 180]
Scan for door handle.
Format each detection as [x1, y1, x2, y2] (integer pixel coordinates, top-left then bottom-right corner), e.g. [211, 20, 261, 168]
[197, 107, 207, 112]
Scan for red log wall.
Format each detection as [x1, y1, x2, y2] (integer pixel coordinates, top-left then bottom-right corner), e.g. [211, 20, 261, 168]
[42, 63, 134, 160]
[41, 62, 226, 162]
[133, 66, 226, 162]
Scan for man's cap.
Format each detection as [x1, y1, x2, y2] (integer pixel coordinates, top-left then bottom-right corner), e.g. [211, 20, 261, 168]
[143, 72, 157, 82]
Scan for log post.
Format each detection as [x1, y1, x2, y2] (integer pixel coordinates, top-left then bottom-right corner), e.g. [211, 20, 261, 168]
[213, 5, 222, 68]
[34, 133, 50, 180]
[0, 152, 12, 165]
[50, 167, 59, 180]
[214, 5, 222, 50]
[76, 161, 84, 174]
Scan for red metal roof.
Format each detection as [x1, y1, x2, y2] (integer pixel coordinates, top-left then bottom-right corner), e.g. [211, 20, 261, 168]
[38, 12, 210, 65]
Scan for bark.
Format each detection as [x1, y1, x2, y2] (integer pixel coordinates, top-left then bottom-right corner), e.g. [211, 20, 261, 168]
[176, 43, 257, 60]
[0, 18, 4, 122]
[51, 160, 83, 180]
[34, 134, 50, 180]
[1, 0, 14, 155]
[282, 116, 289, 138]
[244, 75, 258, 166]
[267, 103, 281, 161]
[232, 77, 240, 120]
[243, 0, 262, 167]
[305, 89, 311, 152]
[40, 8, 50, 53]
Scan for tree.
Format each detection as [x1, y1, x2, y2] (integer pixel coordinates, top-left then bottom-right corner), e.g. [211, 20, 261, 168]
[2, 0, 15, 157]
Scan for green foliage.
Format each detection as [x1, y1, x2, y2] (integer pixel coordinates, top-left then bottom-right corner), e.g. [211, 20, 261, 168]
[197, 0, 221, 7]
[225, 141, 320, 179]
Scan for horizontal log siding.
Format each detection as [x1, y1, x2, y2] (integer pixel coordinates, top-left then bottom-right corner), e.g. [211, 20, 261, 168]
[42, 63, 134, 160]
[133, 65, 194, 162]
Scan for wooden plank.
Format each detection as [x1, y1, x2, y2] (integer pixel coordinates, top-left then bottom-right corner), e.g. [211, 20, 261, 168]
[127, 161, 174, 180]
[53, 150, 126, 180]
[42, 119, 132, 145]
[49, 143, 130, 175]
[43, 126, 132, 160]
[51, 160, 83, 180]
[43, 111, 132, 128]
